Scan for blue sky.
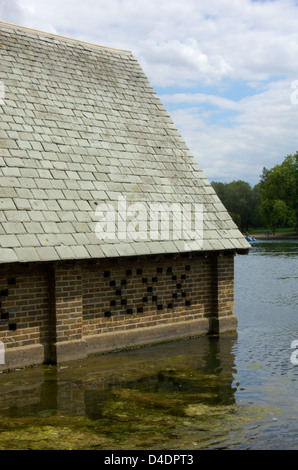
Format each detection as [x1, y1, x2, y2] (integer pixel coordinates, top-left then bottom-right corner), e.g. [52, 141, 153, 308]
[1, 0, 298, 186]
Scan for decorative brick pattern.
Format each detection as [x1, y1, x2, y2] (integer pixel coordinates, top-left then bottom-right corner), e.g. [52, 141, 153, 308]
[81, 254, 213, 337]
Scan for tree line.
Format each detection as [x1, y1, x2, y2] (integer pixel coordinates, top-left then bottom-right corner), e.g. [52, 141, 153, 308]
[211, 151, 298, 233]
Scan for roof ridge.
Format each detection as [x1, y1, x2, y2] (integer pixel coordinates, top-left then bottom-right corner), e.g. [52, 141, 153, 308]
[0, 20, 132, 55]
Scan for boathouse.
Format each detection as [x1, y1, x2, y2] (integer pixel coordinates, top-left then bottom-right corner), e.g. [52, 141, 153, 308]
[0, 22, 250, 370]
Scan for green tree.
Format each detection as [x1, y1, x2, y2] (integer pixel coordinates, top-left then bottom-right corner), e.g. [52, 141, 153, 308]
[259, 152, 298, 232]
[259, 167, 270, 185]
[211, 180, 255, 231]
[224, 180, 254, 231]
[251, 182, 262, 227]
[211, 181, 227, 204]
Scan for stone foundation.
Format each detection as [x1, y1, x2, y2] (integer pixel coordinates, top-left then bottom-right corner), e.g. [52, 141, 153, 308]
[0, 251, 237, 370]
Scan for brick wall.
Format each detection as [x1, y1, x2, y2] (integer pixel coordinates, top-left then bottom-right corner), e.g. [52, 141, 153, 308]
[209, 254, 235, 333]
[217, 255, 234, 317]
[52, 262, 83, 344]
[0, 263, 50, 350]
[0, 251, 236, 368]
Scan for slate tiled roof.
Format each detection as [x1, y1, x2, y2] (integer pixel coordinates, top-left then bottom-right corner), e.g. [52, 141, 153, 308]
[0, 22, 250, 264]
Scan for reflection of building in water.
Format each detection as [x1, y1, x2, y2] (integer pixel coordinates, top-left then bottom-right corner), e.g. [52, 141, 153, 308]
[0, 336, 237, 418]
[0, 22, 249, 371]
[202, 336, 237, 406]
[0, 368, 86, 416]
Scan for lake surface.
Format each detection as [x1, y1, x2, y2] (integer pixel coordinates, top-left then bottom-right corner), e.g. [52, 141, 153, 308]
[0, 240, 297, 450]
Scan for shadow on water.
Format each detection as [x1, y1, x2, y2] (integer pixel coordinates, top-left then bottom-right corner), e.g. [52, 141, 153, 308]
[0, 239, 297, 449]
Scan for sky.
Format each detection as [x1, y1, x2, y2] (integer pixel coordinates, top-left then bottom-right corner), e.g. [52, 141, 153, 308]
[1, 0, 298, 186]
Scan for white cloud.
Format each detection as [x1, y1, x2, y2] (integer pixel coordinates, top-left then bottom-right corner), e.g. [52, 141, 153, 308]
[0, 0, 24, 23]
[162, 79, 298, 184]
[138, 38, 233, 87]
[7, 0, 298, 85]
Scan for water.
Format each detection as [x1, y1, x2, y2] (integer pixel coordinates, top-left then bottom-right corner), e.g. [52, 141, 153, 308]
[232, 239, 298, 449]
[0, 240, 297, 450]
